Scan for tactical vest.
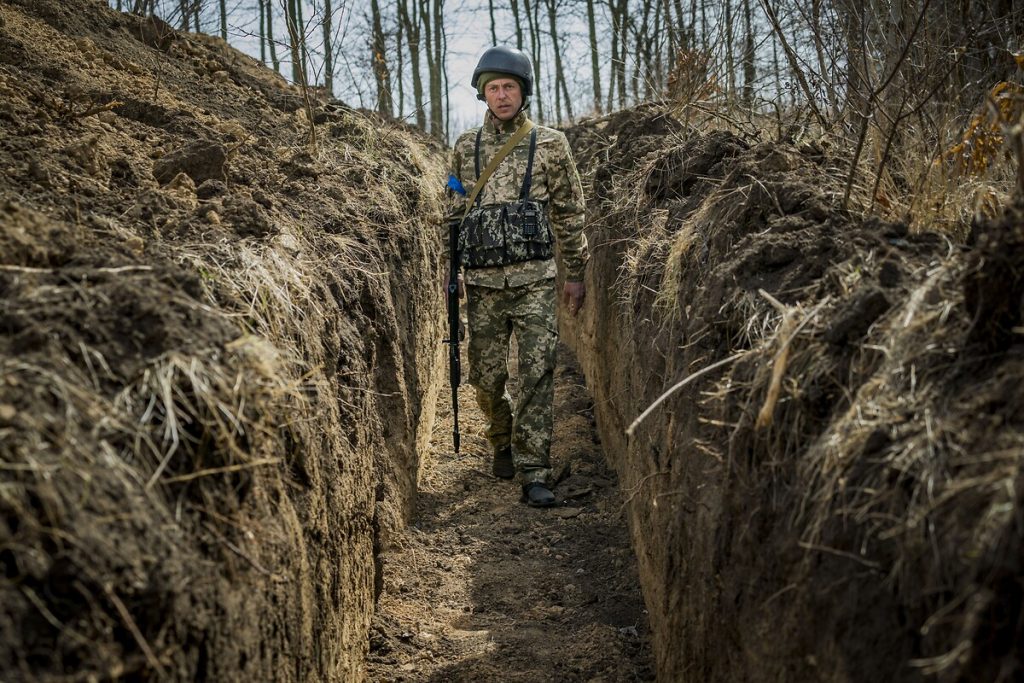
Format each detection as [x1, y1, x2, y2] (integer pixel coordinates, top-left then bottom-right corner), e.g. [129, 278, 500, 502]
[459, 127, 554, 270]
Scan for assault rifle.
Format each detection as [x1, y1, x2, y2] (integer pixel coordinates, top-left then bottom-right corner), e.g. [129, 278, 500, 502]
[444, 216, 462, 454]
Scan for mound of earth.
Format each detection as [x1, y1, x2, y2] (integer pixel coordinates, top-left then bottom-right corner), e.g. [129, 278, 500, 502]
[1, 0, 445, 679]
[563, 106, 1023, 682]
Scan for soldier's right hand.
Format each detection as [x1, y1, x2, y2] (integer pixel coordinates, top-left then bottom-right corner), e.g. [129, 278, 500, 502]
[443, 273, 465, 301]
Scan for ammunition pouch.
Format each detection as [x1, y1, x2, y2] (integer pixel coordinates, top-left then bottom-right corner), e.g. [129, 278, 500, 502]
[460, 199, 552, 269]
[460, 126, 551, 270]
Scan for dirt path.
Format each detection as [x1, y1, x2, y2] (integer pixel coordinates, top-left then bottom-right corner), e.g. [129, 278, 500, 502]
[366, 344, 654, 682]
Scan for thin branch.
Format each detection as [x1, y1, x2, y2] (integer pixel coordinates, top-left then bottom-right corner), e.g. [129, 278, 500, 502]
[626, 351, 749, 437]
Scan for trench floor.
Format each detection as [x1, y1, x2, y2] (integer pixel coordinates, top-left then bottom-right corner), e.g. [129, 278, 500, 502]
[366, 344, 654, 682]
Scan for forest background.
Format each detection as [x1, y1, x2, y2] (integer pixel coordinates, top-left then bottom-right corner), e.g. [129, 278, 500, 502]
[109, 1, 1022, 153]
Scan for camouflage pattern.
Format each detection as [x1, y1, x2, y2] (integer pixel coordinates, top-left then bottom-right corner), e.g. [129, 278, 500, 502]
[459, 198, 553, 269]
[466, 279, 556, 485]
[444, 110, 587, 484]
[445, 110, 588, 287]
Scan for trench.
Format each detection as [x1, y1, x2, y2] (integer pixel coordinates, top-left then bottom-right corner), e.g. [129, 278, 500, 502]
[4, 2, 1023, 681]
[366, 343, 654, 681]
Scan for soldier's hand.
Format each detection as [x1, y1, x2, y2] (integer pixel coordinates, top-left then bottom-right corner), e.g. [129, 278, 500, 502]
[563, 280, 586, 316]
[443, 273, 465, 301]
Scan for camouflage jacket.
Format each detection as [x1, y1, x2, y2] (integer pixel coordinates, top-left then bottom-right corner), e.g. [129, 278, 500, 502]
[445, 111, 588, 288]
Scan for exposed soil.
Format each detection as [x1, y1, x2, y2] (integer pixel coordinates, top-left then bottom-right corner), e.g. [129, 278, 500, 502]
[1, 0, 444, 679]
[367, 345, 654, 682]
[563, 106, 1024, 682]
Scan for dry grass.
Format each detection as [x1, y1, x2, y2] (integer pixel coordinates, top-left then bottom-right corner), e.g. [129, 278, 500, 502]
[577, 99, 1023, 679]
[1, 93, 445, 677]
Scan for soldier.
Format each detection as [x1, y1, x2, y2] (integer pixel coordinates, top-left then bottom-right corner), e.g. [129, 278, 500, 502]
[445, 45, 588, 507]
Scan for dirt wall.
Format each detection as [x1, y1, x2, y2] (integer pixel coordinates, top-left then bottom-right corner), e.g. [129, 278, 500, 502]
[0, 1, 444, 680]
[562, 108, 1024, 682]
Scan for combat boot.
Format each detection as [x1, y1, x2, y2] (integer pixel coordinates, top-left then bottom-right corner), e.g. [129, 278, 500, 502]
[522, 482, 556, 507]
[492, 445, 514, 479]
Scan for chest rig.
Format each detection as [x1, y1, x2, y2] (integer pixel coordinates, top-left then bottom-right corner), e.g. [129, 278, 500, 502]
[458, 126, 554, 270]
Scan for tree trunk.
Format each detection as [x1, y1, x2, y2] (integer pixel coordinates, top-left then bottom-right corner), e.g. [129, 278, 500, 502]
[586, 0, 602, 114]
[699, 0, 706, 60]
[439, 0, 450, 140]
[842, 0, 869, 131]
[770, 0, 780, 101]
[371, 0, 392, 116]
[399, 0, 426, 130]
[266, 0, 280, 73]
[322, 0, 334, 96]
[686, 0, 695, 47]
[523, 0, 544, 121]
[219, 0, 227, 40]
[510, 0, 524, 51]
[651, 0, 662, 96]
[811, 0, 837, 111]
[662, 0, 678, 74]
[635, 0, 653, 100]
[419, 0, 443, 137]
[179, 0, 190, 30]
[741, 0, 754, 105]
[258, 0, 266, 63]
[396, 1, 405, 118]
[607, 0, 620, 111]
[724, 0, 734, 96]
[420, 0, 436, 131]
[432, 0, 445, 139]
[545, 0, 574, 122]
[759, 0, 826, 125]
[287, 0, 301, 84]
[616, 0, 628, 108]
[488, 0, 497, 45]
[296, 0, 308, 85]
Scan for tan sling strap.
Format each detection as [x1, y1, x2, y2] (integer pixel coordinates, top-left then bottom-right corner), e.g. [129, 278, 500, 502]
[461, 119, 536, 220]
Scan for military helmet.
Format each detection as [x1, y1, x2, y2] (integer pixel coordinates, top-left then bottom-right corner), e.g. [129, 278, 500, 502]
[471, 46, 534, 100]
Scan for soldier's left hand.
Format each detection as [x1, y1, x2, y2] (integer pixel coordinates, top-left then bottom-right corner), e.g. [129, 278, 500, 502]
[563, 280, 586, 316]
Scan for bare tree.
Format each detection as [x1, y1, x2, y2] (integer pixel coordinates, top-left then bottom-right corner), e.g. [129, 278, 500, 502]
[586, 0, 602, 114]
[263, 0, 280, 72]
[632, 0, 653, 101]
[616, 0, 629, 108]
[488, 0, 497, 45]
[433, 0, 446, 136]
[371, 0, 393, 116]
[522, 0, 544, 121]
[741, 0, 754, 105]
[178, 0, 190, 29]
[724, 0, 734, 95]
[395, 2, 405, 116]
[419, 0, 444, 137]
[607, 0, 627, 110]
[283, 0, 309, 86]
[398, 0, 426, 130]
[545, 0, 574, 122]
[322, 0, 335, 96]
[509, 0, 525, 50]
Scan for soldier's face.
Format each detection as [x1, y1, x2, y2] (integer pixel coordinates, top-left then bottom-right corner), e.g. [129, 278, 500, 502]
[484, 78, 523, 121]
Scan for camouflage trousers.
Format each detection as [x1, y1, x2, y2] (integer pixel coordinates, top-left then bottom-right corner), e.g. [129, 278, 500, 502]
[466, 277, 556, 486]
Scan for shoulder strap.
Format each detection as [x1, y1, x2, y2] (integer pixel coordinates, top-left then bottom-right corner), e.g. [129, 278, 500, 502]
[519, 128, 538, 200]
[463, 120, 536, 218]
[474, 128, 482, 182]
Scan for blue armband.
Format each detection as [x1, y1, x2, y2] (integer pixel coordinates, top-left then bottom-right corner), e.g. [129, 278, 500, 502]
[447, 174, 467, 196]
